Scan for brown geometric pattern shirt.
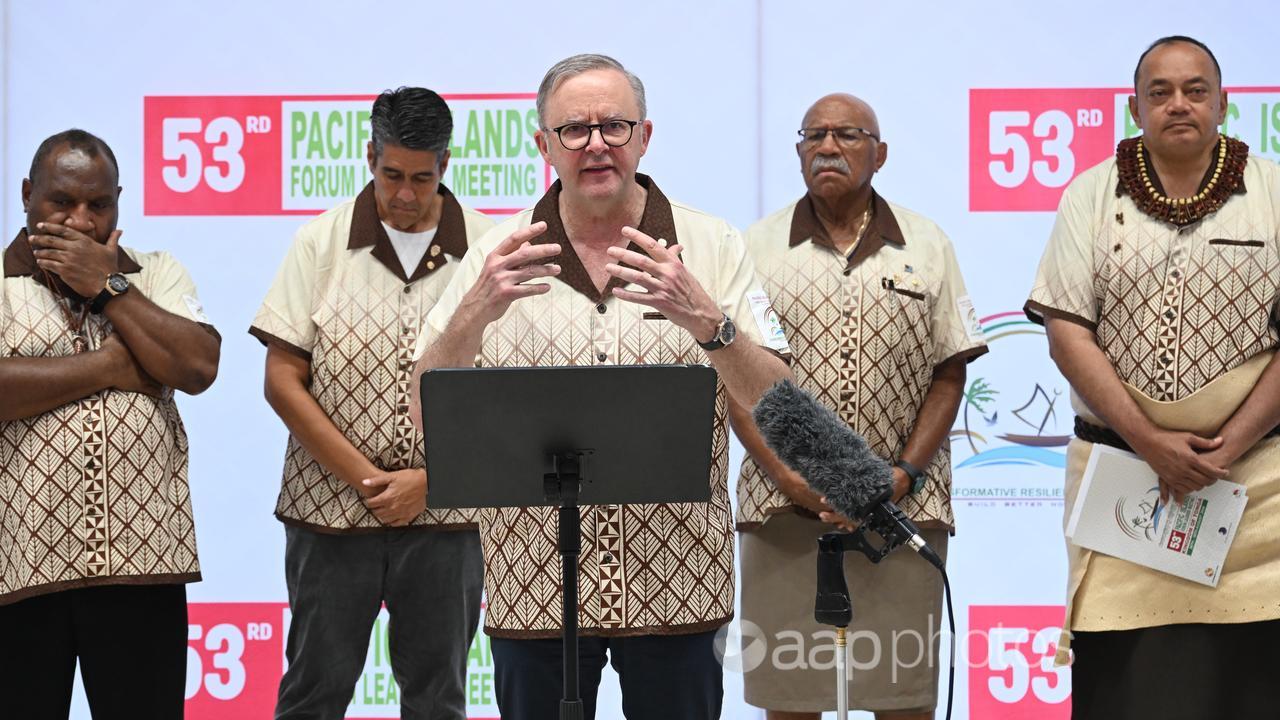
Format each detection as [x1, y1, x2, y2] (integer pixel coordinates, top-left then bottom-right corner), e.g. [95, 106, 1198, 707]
[250, 183, 494, 532]
[1, 232, 212, 605]
[1026, 155, 1280, 401]
[417, 176, 790, 638]
[737, 193, 988, 532]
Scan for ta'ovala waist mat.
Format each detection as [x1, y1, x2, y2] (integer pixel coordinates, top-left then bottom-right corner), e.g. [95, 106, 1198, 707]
[1056, 351, 1280, 665]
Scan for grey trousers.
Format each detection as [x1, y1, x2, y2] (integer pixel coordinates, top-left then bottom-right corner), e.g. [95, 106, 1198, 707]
[274, 524, 483, 720]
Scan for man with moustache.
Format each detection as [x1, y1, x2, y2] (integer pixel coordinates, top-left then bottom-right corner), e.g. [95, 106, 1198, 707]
[730, 95, 986, 719]
[1026, 36, 1280, 719]
[412, 54, 792, 719]
[0, 129, 220, 718]
[251, 88, 492, 719]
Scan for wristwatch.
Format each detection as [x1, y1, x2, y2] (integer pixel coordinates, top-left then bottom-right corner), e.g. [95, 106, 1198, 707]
[697, 314, 737, 352]
[90, 273, 130, 313]
[896, 459, 927, 495]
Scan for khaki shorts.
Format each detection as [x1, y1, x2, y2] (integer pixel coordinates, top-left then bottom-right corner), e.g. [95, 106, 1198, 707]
[739, 512, 949, 713]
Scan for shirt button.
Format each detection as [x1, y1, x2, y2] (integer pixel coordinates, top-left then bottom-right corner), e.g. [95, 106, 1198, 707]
[840, 391, 853, 401]
[426, 261, 435, 271]
[596, 303, 607, 314]
[597, 351, 608, 362]
[403, 285, 412, 294]
[840, 350, 851, 360]
[602, 552, 615, 563]
[843, 268, 853, 277]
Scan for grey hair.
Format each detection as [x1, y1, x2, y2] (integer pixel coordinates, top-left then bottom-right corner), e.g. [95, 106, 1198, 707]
[536, 53, 647, 128]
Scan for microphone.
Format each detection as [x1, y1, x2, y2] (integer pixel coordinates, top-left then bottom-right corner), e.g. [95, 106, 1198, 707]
[752, 379, 944, 571]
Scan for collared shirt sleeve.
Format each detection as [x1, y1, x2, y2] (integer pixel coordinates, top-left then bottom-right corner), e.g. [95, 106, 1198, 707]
[930, 236, 988, 365]
[137, 250, 216, 331]
[1025, 172, 1101, 328]
[250, 226, 324, 358]
[715, 222, 791, 356]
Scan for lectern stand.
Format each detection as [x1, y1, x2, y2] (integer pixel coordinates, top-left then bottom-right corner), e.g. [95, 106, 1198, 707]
[421, 364, 718, 719]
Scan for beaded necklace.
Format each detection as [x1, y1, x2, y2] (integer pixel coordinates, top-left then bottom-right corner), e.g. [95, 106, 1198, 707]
[1115, 134, 1249, 226]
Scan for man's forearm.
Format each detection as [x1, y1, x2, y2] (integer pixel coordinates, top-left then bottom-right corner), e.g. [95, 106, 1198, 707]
[104, 291, 219, 394]
[417, 307, 487, 373]
[410, 308, 489, 431]
[707, 341, 793, 409]
[898, 357, 967, 470]
[0, 353, 114, 421]
[264, 351, 380, 493]
[1215, 351, 1280, 459]
[727, 397, 828, 513]
[1046, 317, 1164, 449]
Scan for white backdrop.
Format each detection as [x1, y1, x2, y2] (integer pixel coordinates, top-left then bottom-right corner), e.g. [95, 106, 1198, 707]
[4, 1, 1278, 717]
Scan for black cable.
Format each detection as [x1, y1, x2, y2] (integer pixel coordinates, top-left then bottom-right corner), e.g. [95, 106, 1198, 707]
[941, 567, 955, 720]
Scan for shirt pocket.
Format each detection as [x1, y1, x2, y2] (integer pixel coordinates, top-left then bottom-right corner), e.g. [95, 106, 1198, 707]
[1199, 238, 1280, 332]
[880, 276, 933, 362]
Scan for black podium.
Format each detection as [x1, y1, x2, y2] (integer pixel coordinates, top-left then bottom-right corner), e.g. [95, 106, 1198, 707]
[421, 364, 718, 719]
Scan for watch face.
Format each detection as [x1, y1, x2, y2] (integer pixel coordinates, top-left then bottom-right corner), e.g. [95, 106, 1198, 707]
[108, 275, 130, 293]
[719, 318, 737, 345]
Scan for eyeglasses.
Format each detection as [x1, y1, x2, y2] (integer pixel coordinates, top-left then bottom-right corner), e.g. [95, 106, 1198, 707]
[797, 126, 881, 147]
[549, 120, 639, 150]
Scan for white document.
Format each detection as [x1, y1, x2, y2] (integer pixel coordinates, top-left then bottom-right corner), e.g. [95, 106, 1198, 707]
[1066, 445, 1248, 587]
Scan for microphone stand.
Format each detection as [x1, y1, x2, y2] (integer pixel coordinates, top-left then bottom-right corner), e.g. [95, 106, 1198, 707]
[544, 451, 592, 720]
[815, 529, 880, 720]
[815, 525, 955, 720]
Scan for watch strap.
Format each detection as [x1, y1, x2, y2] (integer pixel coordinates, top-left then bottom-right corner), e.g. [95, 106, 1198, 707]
[89, 274, 127, 314]
[895, 459, 927, 494]
[697, 314, 731, 351]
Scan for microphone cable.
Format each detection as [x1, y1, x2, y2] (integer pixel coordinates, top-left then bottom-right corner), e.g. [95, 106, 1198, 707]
[940, 565, 955, 720]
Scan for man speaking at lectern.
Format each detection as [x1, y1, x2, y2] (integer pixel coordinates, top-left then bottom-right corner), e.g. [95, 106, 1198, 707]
[412, 54, 792, 718]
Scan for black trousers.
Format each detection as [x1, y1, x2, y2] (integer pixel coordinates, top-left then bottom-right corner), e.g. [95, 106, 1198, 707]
[490, 629, 723, 720]
[0, 583, 188, 720]
[1072, 619, 1279, 720]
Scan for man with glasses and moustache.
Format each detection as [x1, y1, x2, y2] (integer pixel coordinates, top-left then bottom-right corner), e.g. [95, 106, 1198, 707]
[412, 54, 792, 719]
[730, 93, 986, 720]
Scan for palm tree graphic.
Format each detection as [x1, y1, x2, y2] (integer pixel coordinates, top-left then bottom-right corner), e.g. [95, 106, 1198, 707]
[961, 377, 998, 456]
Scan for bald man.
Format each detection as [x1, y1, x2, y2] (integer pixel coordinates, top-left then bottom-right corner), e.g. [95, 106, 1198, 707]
[729, 95, 986, 719]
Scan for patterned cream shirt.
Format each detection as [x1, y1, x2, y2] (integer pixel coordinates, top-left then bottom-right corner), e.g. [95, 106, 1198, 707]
[251, 183, 494, 532]
[416, 175, 791, 638]
[1, 231, 213, 605]
[737, 193, 988, 532]
[1026, 153, 1280, 401]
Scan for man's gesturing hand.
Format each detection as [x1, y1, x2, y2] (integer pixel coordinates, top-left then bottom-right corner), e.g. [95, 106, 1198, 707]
[604, 226, 722, 343]
[363, 469, 428, 526]
[457, 221, 560, 327]
[30, 223, 122, 298]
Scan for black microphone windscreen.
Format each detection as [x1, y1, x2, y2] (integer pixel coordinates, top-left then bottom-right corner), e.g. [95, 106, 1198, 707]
[752, 380, 893, 520]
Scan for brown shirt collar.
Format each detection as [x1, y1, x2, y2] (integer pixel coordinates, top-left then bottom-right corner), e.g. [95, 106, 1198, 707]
[789, 190, 905, 268]
[347, 182, 471, 283]
[4, 228, 143, 288]
[530, 173, 680, 302]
